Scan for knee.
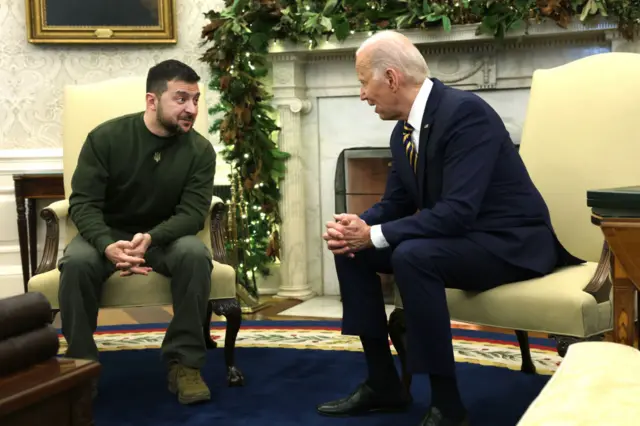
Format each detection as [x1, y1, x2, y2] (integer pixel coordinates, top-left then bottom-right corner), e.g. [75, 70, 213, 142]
[390, 240, 436, 273]
[59, 249, 103, 275]
[333, 252, 352, 271]
[171, 236, 212, 267]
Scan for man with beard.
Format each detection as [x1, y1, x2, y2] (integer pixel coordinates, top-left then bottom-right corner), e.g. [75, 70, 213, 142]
[59, 59, 216, 405]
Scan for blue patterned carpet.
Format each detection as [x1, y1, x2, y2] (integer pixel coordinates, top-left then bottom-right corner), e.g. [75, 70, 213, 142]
[86, 320, 554, 425]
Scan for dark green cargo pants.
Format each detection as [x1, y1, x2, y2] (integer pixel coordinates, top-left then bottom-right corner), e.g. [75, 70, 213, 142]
[58, 231, 212, 369]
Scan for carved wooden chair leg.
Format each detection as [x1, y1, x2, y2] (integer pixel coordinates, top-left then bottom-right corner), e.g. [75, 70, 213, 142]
[212, 298, 244, 387]
[514, 330, 536, 374]
[550, 333, 606, 357]
[388, 308, 412, 393]
[203, 300, 218, 349]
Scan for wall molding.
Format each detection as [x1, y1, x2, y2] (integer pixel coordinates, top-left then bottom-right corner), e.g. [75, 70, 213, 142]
[0, 148, 63, 176]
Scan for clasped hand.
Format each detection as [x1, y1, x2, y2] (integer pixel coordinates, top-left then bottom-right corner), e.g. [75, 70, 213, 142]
[105, 233, 153, 277]
[322, 214, 372, 258]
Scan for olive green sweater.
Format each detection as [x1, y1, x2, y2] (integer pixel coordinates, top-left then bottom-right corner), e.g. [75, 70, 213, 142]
[68, 112, 216, 253]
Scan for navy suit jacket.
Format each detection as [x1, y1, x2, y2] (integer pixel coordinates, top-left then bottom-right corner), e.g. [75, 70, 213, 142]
[360, 79, 582, 274]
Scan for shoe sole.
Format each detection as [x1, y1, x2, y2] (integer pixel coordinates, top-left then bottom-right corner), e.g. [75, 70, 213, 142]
[168, 383, 211, 405]
[317, 405, 410, 417]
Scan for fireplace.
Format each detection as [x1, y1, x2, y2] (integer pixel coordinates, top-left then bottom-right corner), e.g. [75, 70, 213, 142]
[334, 147, 391, 215]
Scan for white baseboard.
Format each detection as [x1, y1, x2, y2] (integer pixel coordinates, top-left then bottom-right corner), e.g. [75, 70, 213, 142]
[0, 266, 24, 299]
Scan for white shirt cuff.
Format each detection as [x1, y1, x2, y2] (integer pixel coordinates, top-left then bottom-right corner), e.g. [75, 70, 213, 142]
[370, 225, 390, 249]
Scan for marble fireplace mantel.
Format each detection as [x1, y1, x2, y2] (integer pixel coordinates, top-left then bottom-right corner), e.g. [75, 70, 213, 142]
[267, 19, 640, 298]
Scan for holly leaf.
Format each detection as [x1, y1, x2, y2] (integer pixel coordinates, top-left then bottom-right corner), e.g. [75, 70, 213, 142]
[249, 32, 269, 51]
[270, 148, 291, 159]
[395, 13, 414, 28]
[442, 15, 452, 31]
[508, 18, 526, 32]
[426, 13, 442, 22]
[422, 0, 431, 15]
[303, 14, 319, 31]
[320, 16, 333, 32]
[323, 0, 339, 15]
[332, 16, 350, 40]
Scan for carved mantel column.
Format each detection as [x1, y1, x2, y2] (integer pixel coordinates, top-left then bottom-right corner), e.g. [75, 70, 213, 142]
[270, 54, 315, 300]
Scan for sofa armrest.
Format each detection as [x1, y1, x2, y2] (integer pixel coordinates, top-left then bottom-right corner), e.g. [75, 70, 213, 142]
[583, 242, 612, 303]
[209, 196, 230, 265]
[35, 199, 69, 275]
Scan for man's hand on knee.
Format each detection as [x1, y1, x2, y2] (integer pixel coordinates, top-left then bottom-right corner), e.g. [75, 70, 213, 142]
[323, 214, 373, 258]
[104, 240, 150, 276]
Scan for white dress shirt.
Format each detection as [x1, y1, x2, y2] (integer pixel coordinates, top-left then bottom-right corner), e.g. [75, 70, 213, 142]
[369, 78, 434, 249]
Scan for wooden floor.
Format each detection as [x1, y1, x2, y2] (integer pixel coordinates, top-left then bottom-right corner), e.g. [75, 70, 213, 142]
[51, 297, 337, 329]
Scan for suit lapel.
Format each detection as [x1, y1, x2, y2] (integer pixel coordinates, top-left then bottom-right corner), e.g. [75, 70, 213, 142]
[416, 78, 445, 207]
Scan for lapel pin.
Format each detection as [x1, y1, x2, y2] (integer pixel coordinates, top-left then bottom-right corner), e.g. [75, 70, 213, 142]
[424, 124, 429, 129]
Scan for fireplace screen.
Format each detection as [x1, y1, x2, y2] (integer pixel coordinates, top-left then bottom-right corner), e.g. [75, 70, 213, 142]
[334, 147, 392, 215]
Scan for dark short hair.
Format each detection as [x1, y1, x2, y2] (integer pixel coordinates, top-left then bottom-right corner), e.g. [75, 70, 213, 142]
[146, 59, 200, 95]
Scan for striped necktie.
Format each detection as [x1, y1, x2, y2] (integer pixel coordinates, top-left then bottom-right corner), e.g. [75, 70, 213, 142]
[403, 121, 417, 173]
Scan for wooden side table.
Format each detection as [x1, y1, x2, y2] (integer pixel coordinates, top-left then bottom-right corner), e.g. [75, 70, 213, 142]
[0, 358, 100, 426]
[588, 185, 640, 347]
[13, 173, 64, 292]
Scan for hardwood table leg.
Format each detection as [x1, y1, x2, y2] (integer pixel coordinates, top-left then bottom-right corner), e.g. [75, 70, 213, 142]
[28, 198, 37, 276]
[612, 255, 636, 347]
[13, 179, 29, 293]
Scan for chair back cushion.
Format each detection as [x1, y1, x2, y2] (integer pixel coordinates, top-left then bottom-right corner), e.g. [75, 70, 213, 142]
[62, 76, 210, 196]
[519, 52, 640, 262]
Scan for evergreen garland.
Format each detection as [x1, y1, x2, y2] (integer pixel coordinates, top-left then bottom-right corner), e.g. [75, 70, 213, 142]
[199, 0, 638, 295]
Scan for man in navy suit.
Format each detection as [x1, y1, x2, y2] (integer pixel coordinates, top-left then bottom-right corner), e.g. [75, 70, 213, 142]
[318, 31, 582, 425]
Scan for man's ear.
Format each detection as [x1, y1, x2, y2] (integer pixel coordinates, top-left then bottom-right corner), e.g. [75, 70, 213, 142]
[145, 93, 158, 111]
[386, 69, 399, 92]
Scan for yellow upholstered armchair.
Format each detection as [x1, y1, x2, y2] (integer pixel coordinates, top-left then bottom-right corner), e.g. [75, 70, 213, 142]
[28, 76, 244, 386]
[390, 52, 640, 390]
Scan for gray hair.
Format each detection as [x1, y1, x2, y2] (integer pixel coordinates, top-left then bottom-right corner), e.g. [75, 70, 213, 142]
[356, 30, 430, 85]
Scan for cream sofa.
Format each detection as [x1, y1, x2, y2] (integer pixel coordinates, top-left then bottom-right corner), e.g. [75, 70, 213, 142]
[518, 341, 640, 425]
[390, 51, 640, 388]
[27, 76, 244, 386]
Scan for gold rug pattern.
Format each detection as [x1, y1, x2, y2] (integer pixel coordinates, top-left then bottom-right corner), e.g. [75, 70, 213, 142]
[58, 325, 562, 375]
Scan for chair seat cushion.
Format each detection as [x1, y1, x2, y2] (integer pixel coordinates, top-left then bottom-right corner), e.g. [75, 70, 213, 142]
[517, 341, 640, 425]
[28, 260, 236, 310]
[394, 262, 612, 337]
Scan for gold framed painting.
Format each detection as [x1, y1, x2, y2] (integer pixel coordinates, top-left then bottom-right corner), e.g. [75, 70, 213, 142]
[25, 0, 177, 44]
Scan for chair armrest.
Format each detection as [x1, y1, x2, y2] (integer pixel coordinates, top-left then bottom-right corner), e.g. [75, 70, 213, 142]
[582, 242, 612, 303]
[34, 199, 69, 275]
[209, 196, 230, 265]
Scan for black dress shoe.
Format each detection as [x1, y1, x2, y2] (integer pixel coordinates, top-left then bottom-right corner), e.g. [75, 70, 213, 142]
[317, 383, 412, 417]
[419, 407, 470, 426]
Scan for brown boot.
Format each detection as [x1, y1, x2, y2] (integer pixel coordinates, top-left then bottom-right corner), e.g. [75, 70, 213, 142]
[167, 362, 211, 405]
